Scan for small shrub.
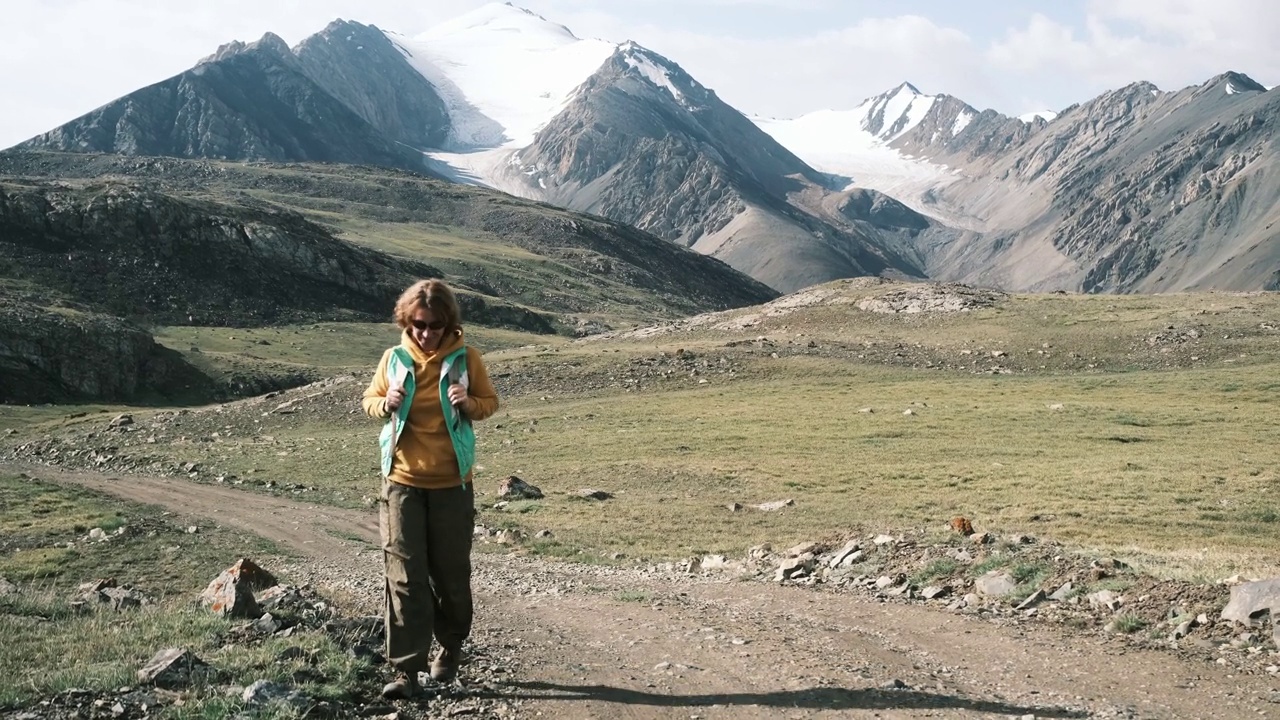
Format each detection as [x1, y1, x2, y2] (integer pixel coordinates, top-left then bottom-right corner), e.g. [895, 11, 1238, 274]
[1112, 614, 1148, 634]
[910, 558, 958, 587]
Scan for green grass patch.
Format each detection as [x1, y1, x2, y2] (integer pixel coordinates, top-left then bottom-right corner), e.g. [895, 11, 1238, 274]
[0, 474, 374, 711]
[1112, 614, 1149, 634]
[910, 558, 959, 586]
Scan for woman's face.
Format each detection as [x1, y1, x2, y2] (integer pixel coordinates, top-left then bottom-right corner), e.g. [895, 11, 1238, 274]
[408, 306, 447, 351]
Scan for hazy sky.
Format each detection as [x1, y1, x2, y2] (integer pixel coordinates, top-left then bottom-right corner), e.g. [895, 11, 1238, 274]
[2, 0, 1276, 148]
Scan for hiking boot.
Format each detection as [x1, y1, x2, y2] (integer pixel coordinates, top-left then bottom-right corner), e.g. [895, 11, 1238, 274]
[380, 672, 422, 699]
[430, 647, 462, 682]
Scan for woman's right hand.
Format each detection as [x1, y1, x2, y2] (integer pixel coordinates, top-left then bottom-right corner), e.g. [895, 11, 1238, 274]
[386, 382, 406, 412]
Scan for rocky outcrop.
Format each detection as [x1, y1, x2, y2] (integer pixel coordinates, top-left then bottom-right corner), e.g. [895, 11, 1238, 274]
[0, 180, 451, 326]
[0, 300, 207, 403]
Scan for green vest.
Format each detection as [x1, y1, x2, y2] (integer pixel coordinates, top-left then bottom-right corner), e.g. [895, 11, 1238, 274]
[378, 345, 476, 486]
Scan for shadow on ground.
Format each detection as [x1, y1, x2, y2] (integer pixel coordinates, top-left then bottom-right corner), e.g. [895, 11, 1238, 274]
[495, 681, 1088, 717]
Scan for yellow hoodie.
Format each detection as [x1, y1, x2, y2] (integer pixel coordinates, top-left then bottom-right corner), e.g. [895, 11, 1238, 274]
[362, 329, 499, 489]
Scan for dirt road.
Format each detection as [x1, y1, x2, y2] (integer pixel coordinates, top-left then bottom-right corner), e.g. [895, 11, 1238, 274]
[25, 465, 1278, 719]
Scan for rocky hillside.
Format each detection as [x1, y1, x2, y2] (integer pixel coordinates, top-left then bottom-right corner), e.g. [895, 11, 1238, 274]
[12, 28, 442, 174]
[0, 300, 211, 403]
[0, 151, 778, 316]
[0, 179, 501, 328]
[507, 45, 925, 292]
[883, 74, 1280, 292]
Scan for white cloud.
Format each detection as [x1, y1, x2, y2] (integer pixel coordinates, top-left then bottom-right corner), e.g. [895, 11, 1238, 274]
[988, 1, 1278, 99]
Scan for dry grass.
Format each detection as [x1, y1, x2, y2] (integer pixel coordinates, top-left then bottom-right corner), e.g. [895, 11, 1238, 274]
[7, 283, 1280, 580]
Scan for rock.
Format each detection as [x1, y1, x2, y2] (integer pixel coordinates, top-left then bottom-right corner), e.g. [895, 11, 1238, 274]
[922, 585, 951, 600]
[253, 613, 282, 634]
[776, 554, 815, 582]
[534, 529, 553, 539]
[0, 577, 16, 596]
[257, 585, 306, 612]
[1088, 590, 1122, 611]
[137, 648, 208, 688]
[89, 528, 107, 541]
[873, 534, 897, 546]
[497, 476, 543, 500]
[949, 516, 974, 535]
[200, 558, 276, 618]
[754, 499, 794, 512]
[108, 414, 134, 428]
[1016, 589, 1046, 610]
[574, 488, 613, 501]
[827, 540, 862, 568]
[970, 532, 993, 545]
[725, 502, 743, 512]
[1049, 582, 1074, 601]
[975, 572, 1017, 598]
[1005, 534, 1034, 545]
[699, 555, 731, 572]
[1221, 578, 1280, 627]
[242, 679, 308, 709]
[785, 541, 823, 558]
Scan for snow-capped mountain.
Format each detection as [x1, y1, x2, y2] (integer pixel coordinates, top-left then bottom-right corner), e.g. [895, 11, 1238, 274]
[10, 3, 1278, 294]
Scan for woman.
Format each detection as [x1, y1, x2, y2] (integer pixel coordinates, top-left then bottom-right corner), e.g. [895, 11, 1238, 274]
[361, 279, 499, 698]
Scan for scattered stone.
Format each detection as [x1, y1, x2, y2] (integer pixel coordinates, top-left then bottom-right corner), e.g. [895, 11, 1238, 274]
[827, 541, 862, 568]
[754, 499, 794, 512]
[1221, 578, 1280, 627]
[137, 648, 208, 688]
[873, 534, 897, 546]
[725, 502, 742, 512]
[574, 488, 613, 501]
[1049, 582, 1074, 601]
[970, 532, 993, 545]
[776, 555, 815, 582]
[108, 414, 134, 428]
[1088, 590, 1122, 612]
[949, 516, 974, 535]
[922, 585, 951, 600]
[497, 476, 543, 500]
[976, 572, 1017, 598]
[0, 576, 17, 596]
[242, 679, 308, 709]
[201, 558, 276, 618]
[1016, 590, 1046, 611]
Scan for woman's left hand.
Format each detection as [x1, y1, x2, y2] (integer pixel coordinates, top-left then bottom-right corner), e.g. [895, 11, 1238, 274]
[447, 383, 469, 408]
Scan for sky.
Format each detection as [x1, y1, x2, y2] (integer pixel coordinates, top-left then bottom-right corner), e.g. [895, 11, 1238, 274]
[2, 0, 1277, 148]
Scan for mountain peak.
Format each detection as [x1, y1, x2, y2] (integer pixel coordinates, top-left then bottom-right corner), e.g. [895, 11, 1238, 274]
[1209, 71, 1268, 95]
[421, 2, 578, 43]
[199, 31, 292, 66]
[893, 81, 923, 96]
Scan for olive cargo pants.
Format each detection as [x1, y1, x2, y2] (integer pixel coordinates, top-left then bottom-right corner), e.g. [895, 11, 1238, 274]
[379, 479, 475, 673]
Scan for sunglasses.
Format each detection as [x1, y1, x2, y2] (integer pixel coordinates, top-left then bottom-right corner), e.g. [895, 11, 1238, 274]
[411, 319, 447, 331]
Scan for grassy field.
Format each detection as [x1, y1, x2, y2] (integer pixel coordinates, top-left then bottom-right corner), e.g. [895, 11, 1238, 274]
[7, 282, 1279, 581]
[0, 473, 374, 714]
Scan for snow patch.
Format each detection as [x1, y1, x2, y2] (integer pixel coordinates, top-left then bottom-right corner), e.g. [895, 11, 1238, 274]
[1018, 110, 1057, 123]
[386, 2, 616, 150]
[625, 52, 683, 103]
[752, 110, 949, 199]
[951, 111, 973, 136]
